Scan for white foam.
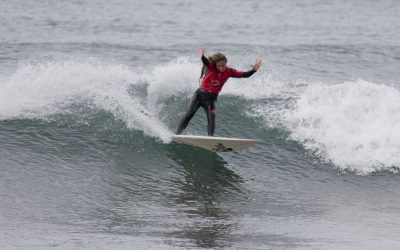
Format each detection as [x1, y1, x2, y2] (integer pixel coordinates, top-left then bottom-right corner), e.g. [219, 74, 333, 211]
[145, 57, 199, 111]
[278, 80, 400, 173]
[0, 59, 172, 142]
[223, 69, 297, 99]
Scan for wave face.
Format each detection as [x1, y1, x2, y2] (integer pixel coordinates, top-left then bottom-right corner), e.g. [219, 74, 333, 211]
[2, 57, 400, 175]
[236, 78, 400, 174]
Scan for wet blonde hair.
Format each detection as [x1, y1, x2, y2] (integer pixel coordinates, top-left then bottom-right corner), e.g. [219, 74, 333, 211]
[199, 52, 227, 83]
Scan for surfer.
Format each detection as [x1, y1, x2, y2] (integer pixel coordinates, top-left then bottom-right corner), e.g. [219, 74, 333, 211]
[176, 48, 262, 136]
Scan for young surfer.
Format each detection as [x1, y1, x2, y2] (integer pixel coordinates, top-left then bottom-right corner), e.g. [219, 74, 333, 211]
[176, 48, 262, 136]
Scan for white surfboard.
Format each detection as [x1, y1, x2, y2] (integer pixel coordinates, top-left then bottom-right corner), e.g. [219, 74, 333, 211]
[172, 135, 258, 152]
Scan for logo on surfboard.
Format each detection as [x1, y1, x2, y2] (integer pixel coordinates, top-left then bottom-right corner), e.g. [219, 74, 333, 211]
[212, 143, 233, 152]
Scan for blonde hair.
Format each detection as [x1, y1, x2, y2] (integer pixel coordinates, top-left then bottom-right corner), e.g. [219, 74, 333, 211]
[199, 52, 227, 83]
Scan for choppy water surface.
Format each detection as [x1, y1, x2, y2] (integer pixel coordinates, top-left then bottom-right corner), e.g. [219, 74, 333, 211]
[1, 0, 400, 249]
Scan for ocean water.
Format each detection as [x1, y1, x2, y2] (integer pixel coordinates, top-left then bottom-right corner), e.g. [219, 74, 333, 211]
[1, 0, 400, 249]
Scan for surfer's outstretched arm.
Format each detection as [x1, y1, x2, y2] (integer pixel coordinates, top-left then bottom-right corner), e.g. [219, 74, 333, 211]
[231, 59, 262, 78]
[200, 48, 210, 67]
[241, 69, 257, 78]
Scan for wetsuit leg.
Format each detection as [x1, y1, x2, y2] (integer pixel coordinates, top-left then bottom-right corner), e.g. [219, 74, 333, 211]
[176, 89, 201, 134]
[202, 100, 216, 136]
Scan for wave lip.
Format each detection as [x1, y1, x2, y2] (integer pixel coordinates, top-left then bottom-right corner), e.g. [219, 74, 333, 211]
[284, 80, 400, 174]
[0, 59, 172, 142]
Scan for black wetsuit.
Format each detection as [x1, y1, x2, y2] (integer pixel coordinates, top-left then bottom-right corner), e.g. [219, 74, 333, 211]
[176, 88, 218, 136]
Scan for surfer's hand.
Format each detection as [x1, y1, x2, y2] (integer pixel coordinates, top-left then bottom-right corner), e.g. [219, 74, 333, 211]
[199, 48, 206, 56]
[250, 59, 262, 71]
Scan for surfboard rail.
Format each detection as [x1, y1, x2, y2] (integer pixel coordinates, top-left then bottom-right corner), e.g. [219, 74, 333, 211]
[172, 135, 258, 152]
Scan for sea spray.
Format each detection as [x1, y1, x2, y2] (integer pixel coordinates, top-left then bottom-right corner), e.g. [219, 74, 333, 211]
[0, 59, 172, 141]
[282, 80, 400, 173]
[145, 57, 199, 112]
